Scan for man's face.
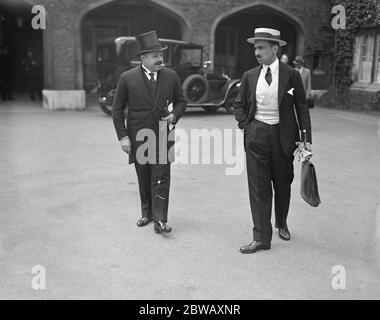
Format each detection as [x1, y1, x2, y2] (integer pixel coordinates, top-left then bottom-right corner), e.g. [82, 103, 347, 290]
[254, 40, 278, 65]
[295, 63, 303, 70]
[141, 51, 164, 72]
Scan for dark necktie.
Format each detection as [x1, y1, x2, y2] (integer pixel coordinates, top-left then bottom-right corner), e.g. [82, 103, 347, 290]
[149, 72, 157, 91]
[265, 67, 272, 86]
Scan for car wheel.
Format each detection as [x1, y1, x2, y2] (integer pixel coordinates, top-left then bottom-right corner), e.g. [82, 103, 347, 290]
[182, 74, 209, 104]
[224, 87, 239, 114]
[99, 89, 115, 116]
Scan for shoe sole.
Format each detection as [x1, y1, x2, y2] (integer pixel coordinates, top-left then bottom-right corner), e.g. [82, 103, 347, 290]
[240, 246, 271, 254]
[137, 220, 153, 227]
[279, 233, 291, 241]
[155, 228, 172, 233]
[154, 226, 172, 233]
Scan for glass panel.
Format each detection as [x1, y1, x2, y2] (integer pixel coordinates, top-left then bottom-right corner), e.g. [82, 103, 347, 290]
[229, 29, 237, 55]
[178, 48, 202, 67]
[97, 47, 110, 62]
[124, 41, 138, 63]
[359, 33, 374, 81]
[376, 33, 380, 82]
[215, 29, 227, 55]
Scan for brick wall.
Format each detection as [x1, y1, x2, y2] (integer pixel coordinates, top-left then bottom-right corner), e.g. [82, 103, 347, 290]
[25, 0, 332, 90]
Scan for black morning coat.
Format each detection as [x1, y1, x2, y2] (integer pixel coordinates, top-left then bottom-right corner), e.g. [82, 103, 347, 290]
[112, 65, 187, 164]
[234, 61, 312, 157]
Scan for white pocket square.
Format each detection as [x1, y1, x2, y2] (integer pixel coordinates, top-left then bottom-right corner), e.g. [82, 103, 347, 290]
[287, 88, 295, 95]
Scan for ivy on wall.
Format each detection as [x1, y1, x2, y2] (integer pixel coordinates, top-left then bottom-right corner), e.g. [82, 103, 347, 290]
[331, 0, 380, 94]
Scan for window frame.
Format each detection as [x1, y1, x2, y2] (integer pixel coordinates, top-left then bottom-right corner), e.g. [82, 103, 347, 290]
[355, 27, 380, 84]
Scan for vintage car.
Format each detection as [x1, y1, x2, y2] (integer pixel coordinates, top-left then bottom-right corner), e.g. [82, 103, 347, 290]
[95, 36, 240, 115]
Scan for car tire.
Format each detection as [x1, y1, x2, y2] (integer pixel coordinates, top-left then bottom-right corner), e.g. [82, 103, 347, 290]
[224, 87, 239, 115]
[99, 89, 115, 116]
[182, 74, 209, 104]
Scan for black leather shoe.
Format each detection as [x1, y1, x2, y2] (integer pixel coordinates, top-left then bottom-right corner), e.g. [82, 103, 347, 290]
[136, 217, 153, 227]
[278, 224, 291, 241]
[240, 241, 271, 254]
[154, 221, 172, 233]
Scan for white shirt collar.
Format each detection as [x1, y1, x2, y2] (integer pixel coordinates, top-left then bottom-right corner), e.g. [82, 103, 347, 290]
[262, 58, 279, 73]
[141, 64, 157, 79]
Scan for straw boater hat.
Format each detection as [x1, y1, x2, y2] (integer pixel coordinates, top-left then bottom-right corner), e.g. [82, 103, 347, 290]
[247, 28, 287, 47]
[135, 30, 167, 55]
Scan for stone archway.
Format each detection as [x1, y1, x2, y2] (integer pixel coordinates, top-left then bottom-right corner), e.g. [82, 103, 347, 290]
[77, 0, 190, 91]
[210, 2, 305, 78]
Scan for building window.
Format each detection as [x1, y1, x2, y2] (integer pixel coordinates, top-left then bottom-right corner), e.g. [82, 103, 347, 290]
[376, 33, 380, 83]
[355, 29, 380, 84]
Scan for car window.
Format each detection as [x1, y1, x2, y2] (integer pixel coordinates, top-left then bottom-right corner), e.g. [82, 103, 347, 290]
[178, 48, 202, 67]
[97, 46, 111, 62]
[125, 41, 139, 64]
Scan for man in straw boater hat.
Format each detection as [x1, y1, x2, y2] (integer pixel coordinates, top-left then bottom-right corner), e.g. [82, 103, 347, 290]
[234, 28, 312, 253]
[112, 30, 186, 234]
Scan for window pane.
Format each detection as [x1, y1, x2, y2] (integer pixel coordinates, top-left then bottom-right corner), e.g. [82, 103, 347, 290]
[179, 48, 202, 67]
[359, 34, 374, 81]
[376, 33, 380, 82]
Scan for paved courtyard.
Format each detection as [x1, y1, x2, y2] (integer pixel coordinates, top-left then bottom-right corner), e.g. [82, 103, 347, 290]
[0, 98, 379, 299]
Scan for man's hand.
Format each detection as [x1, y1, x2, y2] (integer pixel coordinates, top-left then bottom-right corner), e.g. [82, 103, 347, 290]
[162, 113, 176, 124]
[294, 142, 313, 162]
[120, 136, 131, 154]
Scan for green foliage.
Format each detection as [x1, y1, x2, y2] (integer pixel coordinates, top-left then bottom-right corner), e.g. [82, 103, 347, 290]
[329, 0, 380, 94]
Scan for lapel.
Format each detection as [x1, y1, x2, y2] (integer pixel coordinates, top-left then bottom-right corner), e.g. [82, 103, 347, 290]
[248, 66, 261, 117]
[139, 65, 155, 106]
[153, 69, 165, 110]
[278, 62, 291, 106]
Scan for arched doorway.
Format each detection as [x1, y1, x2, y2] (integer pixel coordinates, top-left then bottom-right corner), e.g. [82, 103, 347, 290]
[212, 4, 304, 79]
[80, 0, 187, 92]
[0, 0, 43, 100]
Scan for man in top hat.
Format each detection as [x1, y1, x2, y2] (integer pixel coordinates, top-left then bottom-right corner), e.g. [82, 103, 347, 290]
[234, 28, 312, 253]
[112, 30, 186, 234]
[293, 56, 313, 107]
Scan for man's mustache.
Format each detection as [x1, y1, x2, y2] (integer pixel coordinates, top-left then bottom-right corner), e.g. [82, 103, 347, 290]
[155, 61, 164, 66]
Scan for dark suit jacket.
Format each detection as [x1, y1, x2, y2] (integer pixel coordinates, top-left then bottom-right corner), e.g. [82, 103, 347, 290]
[234, 62, 312, 157]
[112, 65, 187, 164]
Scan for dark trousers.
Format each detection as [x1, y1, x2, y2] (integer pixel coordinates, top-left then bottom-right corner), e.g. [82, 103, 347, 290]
[134, 162, 171, 222]
[245, 119, 294, 242]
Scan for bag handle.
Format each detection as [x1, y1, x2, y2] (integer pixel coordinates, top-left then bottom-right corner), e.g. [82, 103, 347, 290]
[303, 129, 307, 148]
[302, 129, 311, 162]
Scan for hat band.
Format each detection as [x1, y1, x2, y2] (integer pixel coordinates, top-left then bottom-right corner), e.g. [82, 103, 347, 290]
[254, 32, 281, 40]
[139, 44, 165, 52]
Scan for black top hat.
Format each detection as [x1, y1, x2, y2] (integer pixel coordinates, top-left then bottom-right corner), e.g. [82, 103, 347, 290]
[293, 56, 305, 64]
[135, 30, 167, 55]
